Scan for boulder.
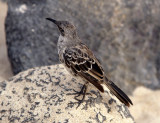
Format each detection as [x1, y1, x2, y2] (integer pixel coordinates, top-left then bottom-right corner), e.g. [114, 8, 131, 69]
[0, 64, 134, 123]
[130, 86, 160, 123]
[5, 0, 160, 93]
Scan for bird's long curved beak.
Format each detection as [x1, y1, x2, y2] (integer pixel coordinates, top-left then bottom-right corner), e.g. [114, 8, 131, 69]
[46, 18, 59, 25]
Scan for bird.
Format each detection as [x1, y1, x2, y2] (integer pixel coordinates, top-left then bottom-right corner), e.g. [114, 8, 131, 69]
[46, 18, 133, 107]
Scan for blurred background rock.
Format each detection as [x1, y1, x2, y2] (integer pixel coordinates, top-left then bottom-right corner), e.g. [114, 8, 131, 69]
[0, 1, 12, 82]
[0, 0, 160, 122]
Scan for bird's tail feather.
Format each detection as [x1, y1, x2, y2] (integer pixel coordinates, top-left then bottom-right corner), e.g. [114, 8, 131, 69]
[104, 77, 133, 107]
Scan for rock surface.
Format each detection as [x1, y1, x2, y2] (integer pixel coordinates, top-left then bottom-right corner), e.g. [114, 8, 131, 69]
[130, 87, 160, 123]
[0, 1, 12, 82]
[0, 64, 134, 123]
[5, 0, 160, 93]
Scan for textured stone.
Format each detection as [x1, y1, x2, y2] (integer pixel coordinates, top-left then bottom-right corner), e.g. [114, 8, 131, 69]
[130, 87, 160, 123]
[5, 0, 160, 93]
[0, 64, 134, 123]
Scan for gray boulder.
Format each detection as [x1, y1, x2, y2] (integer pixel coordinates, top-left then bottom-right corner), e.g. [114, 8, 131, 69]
[5, 0, 160, 93]
[0, 64, 134, 123]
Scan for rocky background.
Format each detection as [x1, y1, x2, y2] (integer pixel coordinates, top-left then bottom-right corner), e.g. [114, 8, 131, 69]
[4, 0, 160, 94]
[0, 0, 160, 122]
[0, 1, 12, 82]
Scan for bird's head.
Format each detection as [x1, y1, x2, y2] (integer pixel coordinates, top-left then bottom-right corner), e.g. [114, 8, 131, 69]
[46, 18, 77, 38]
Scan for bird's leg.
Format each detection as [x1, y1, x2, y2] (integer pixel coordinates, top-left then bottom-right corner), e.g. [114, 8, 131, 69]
[75, 82, 89, 108]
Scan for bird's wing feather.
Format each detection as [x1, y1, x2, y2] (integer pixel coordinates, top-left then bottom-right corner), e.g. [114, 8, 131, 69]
[104, 78, 133, 107]
[63, 43, 133, 107]
[63, 43, 104, 92]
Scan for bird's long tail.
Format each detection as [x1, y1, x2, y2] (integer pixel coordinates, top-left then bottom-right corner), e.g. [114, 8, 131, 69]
[104, 77, 133, 107]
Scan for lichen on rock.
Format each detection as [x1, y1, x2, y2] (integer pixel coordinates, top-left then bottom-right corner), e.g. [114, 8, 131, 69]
[0, 64, 134, 123]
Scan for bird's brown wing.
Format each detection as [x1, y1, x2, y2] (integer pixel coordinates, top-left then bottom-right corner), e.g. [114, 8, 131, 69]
[63, 43, 133, 107]
[63, 43, 105, 92]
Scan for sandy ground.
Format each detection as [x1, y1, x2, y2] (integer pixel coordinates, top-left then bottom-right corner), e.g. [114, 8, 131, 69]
[0, 1, 13, 81]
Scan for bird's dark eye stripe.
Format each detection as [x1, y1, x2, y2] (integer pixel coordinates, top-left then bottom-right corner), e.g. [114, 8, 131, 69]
[58, 26, 65, 36]
[59, 28, 64, 32]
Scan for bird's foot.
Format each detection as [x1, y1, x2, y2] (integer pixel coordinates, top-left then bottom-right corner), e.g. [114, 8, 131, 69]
[74, 84, 88, 108]
[67, 83, 91, 108]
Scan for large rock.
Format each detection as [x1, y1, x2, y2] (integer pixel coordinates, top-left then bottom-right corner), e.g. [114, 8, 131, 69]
[5, 0, 160, 93]
[0, 64, 134, 123]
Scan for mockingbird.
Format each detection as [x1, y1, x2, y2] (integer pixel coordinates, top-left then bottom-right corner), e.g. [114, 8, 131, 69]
[46, 18, 133, 107]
